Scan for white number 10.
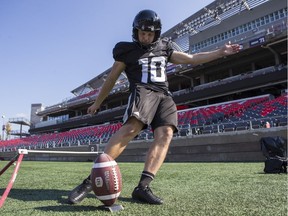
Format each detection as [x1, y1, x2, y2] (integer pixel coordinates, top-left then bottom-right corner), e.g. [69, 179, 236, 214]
[139, 56, 166, 83]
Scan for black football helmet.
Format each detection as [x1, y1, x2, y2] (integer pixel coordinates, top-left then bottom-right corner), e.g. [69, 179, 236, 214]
[132, 9, 162, 44]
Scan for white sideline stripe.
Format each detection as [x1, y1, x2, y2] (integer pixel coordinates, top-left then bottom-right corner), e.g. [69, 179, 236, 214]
[95, 192, 121, 200]
[92, 161, 117, 168]
[18, 149, 103, 155]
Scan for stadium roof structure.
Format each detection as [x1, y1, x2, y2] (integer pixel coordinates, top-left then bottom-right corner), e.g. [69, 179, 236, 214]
[8, 117, 30, 126]
[8, 117, 31, 138]
[71, 68, 112, 97]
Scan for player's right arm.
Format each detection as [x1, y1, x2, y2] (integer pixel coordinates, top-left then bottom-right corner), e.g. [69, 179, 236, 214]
[87, 61, 126, 115]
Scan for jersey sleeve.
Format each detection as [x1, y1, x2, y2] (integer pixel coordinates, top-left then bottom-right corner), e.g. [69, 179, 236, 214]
[113, 42, 129, 62]
[164, 38, 179, 62]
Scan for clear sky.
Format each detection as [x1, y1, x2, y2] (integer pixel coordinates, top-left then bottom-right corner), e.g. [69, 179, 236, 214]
[0, 0, 214, 132]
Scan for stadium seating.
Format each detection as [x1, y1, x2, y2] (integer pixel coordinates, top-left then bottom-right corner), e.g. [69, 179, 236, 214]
[0, 93, 287, 152]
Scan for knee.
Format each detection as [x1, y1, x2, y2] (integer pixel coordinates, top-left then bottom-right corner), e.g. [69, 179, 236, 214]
[124, 126, 139, 137]
[163, 127, 174, 139]
[121, 122, 142, 138]
[155, 126, 174, 142]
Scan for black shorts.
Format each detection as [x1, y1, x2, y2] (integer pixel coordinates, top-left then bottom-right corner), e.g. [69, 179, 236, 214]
[123, 86, 178, 132]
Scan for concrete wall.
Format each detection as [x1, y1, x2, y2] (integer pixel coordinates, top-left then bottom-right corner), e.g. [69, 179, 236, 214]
[0, 127, 286, 163]
[117, 127, 287, 162]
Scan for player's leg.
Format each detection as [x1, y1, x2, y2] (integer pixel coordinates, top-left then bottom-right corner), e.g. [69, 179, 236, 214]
[132, 94, 177, 204]
[68, 117, 144, 204]
[143, 125, 174, 174]
[104, 117, 144, 159]
[68, 87, 160, 204]
[132, 125, 174, 204]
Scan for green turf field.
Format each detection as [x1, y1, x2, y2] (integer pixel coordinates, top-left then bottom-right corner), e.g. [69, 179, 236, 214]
[0, 161, 287, 216]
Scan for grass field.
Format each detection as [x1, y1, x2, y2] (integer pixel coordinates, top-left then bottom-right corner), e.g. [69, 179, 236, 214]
[0, 161, 287, 216]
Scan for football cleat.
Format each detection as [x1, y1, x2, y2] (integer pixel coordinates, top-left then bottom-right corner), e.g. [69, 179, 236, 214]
[132, 186, 163, 205]
[68, 178, 92, 204]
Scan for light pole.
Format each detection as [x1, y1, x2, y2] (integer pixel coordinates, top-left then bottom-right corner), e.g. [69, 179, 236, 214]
[1, 115, 5, 140]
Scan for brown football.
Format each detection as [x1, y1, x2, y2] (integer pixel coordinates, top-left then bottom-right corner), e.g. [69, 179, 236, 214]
[90, 153, 122, 206]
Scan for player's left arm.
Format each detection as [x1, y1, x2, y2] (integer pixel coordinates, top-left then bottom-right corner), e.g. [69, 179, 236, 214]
[170, 43, 241, 66]
[87, 61, 125, 115]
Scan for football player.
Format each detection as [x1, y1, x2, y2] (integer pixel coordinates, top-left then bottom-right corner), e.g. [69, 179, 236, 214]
[68, 9, 240, 205]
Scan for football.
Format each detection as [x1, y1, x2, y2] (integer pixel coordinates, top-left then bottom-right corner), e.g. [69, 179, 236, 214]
[90, 153, 122, 206]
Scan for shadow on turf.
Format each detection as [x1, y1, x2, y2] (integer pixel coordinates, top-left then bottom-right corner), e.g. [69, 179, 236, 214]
[0, 188, 111, 212]
[0, 188, 95, 203]
[35, 205, 101, 212]
[0, 188, 139, 212]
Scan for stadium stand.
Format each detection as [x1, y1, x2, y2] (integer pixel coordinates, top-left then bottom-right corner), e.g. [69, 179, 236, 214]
[1, 94, 286, 152]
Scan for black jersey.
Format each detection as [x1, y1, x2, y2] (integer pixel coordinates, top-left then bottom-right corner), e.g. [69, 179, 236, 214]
[113, 38, 175, 93]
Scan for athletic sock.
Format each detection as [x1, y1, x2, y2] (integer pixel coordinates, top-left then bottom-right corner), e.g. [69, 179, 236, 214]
[138, 171, 155, 189]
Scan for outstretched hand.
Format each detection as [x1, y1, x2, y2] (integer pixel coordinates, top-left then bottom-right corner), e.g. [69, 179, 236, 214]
[87, 103, 99, 115]
[221, 41, 241, 56]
